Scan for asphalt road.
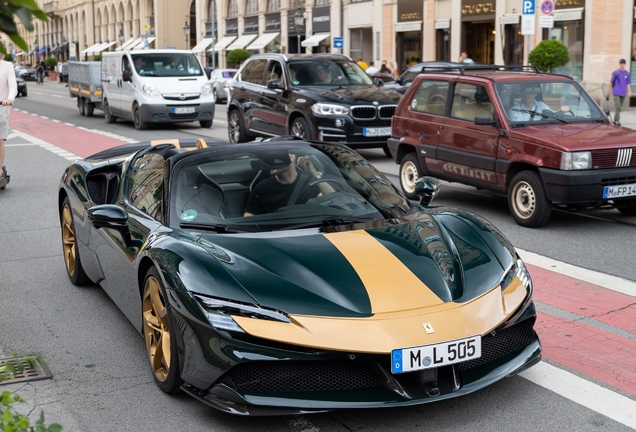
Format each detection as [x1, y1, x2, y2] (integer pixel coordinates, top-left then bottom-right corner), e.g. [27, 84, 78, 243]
[0, 80, 634, 431]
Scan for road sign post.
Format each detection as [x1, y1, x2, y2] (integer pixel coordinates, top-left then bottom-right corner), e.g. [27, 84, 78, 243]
[333, 36, 343, 54]
[521, 0, 535, 66]
[539, 0, 554, 29]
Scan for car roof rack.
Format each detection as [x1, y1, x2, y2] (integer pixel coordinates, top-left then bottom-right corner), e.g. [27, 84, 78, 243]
[420, 64, 541, 74]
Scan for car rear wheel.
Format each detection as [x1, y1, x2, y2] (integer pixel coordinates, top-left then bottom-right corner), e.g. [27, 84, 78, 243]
[291, 117, 310, 139]
[228, 109, 249, 143]
[85, 102, 94, 117]
[508, 171, 552, 228]
[213, 89, 220, 104]
[142, 267, 183, 393]
[133, 104, 147, 130]
[617, 199, 636, 216]
[104, 99, 117, 123]
[400, 153, 423, 200]
[61, 197, 90, 286]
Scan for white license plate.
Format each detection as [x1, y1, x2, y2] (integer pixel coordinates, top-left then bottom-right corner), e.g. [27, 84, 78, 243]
[391, 335, 482, 374]
[362, 127, 391, 137]
[173, 107, 196, 114]
[603, 183, 636, 199]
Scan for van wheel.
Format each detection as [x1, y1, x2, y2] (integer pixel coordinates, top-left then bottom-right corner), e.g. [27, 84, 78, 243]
[508, 171, 552, 228]
[133, 104, 147, 130]
[104, 99, 117, 123]
[78, 98, 86, 116]
[400, 153, 423, 200]
[86, 102, 95, 117]
[291, 117, 310, 139]
[228, 109, 248, 143]
[199, 119, 213, 128]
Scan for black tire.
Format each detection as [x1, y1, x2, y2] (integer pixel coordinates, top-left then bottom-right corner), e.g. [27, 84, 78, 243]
[617, 199, 636, 216]
[78, 98, 86, 116]
[104, 99, 117, 123]
[142, 267, 183, 394]
[508, 170, 552, 228]
[290, 117, 310, 139]
[133, 104, 147, 130]
[213, 88, 220, 104]
[199, 119, 213, 128]
[382, 145, 392, 158]
[60, 197, 91, 286]
[399, 152, 423, 200]
[86, 102, 95, 117]
[228, 109, 249, 143]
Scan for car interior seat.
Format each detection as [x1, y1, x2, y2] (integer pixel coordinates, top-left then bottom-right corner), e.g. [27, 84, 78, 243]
[176, 167, 227, 219]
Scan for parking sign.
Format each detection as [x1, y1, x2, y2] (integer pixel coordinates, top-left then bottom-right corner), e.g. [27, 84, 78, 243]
[521, 0, 535, 35]
[522, 0, 535, 14]
[333, 37, 343, 49]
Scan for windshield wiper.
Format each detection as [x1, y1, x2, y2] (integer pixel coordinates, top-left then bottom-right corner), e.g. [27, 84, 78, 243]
[179, 222, 252, 233]
[273, 217, 374, 231]
[511, 108, 569, 124]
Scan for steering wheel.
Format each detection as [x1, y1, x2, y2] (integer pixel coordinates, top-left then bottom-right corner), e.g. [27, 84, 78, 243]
[296, 178, 345, 205]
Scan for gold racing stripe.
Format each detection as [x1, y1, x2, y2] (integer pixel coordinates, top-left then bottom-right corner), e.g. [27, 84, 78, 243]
[323, 230, 443, 313]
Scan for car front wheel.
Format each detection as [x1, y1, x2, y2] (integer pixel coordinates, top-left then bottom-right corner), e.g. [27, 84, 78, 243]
[61, 197, 91, 285]
[400, 153, 423, 200]
[508, 170, 552, 228]
[142, 267, 183, 393]
[617, 199, 636, 216]
[133, 104, 147, 130]
[291, 117, 310, 139]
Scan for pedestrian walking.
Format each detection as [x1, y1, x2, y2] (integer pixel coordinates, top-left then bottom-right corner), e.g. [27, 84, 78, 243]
[62, 61, 69, 87]
[35, 61, 44, 85]
[388, 61, 399, 79]
[58, 61, 63, 83]
[605, 58, 631, 126]
[0, 54, 18, 182]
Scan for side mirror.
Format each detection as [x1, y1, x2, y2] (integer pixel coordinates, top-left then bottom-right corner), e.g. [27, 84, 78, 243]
[88, 205, 139, 248]
[474, 115, 497, 126]
[122, 70, 132, 82]
[373, 78, 384, 87]
[266, 79, 283, 90]
[414, 177, 441, 206]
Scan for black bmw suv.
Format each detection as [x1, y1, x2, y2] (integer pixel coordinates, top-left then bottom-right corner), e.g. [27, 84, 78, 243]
[227, 53, 402, 156]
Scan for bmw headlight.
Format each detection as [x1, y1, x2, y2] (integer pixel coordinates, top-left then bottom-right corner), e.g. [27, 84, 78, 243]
[201, 83, 213, 97]
[194, 294, 290, 334]
[311, 103, 350, 116]
[501, 258, 532, 292]
[560, 151, 591, 170]
[142, 84, 161, 97]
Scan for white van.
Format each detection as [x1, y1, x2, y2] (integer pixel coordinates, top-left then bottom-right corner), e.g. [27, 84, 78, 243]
[101, 49, 215, 130]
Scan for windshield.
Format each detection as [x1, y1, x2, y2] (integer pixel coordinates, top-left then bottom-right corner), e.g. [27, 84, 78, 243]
[170, 143, 412, 232]
[288, 60, 374, 86]
[495, 81, 605, 126]
[131, 53, 203, 77]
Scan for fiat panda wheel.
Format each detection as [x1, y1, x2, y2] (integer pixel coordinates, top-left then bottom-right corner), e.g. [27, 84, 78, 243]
[142, 267, 183, 393]
[508, 170, 552, 228]
[291, 117, 310, 139]
[400, 153, 422, 200]
[617, 199, 636, 216]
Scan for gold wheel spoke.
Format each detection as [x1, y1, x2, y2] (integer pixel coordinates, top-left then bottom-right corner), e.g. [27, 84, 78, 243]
[143, 310, 161, 330]
[149, 278, 166, 319]
[153, 332, 165, 372]
[162, 331, 171, 369]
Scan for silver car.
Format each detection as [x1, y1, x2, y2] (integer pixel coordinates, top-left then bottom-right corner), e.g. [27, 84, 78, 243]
[209, 68, 237, 103]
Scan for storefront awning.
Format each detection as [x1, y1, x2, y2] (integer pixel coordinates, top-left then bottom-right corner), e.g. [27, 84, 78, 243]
[210, 36, 236, 52]
[37, 45, 50, 56]
[301, 33, 330, 47]
[80, 43, 101, 55]
[132, 37, 156, 50]
[226, 34, 257, 51]
[28, 47, 38, 56]
[94, 41, 117, 54]
[246, 32, 279, 50]
[192, 38, 214, 53]
[84, 42, 108, 55]
[115, 37, 137, 51]
[49, 44, 59, 54]
[14, 52, 26, 57]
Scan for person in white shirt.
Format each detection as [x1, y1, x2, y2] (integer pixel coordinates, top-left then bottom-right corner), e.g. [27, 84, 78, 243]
[0, 55, 17, 181]
[365, 61, 379, 74]
[508, 85, 569, 121]
[58, 61, 63, 83]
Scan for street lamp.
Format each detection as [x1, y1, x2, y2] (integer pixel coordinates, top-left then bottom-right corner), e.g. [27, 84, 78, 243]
[183, 21, 190, 49]
[293, 7, 304, 54]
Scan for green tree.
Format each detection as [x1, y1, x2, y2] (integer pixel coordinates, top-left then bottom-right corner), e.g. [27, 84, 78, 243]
[226, 49, 251, 68]
[0, 0, 48, 56]
[528, 40, 570, 73]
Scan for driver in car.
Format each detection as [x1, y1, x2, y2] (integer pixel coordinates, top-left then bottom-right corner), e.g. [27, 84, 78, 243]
[316, 65, 331, 84]
[244, 153, 336, 216]
[508, 84, 569, 121]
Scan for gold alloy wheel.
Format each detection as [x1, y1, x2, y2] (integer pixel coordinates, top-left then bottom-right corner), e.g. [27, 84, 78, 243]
[400, 160, 419, 194]
[142, 276, 171, 382]
[511, 180, 536, 219]
[62, 205, 76, 276]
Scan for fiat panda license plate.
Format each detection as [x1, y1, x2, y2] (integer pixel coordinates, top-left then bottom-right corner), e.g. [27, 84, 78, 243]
[173, 107, 196, 114]
[603, 183, 636, 199]
[362, 127, 391, 137]
[391, 335, 481, 374]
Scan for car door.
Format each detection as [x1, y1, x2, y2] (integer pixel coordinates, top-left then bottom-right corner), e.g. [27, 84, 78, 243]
[92, 153, 164, 328]
[103, 55, 121, 114]
[434, 82, 500, 186]
[258, 59, 289, 136]
[233, 59, 267, 134]
[119, 54, 135, 120]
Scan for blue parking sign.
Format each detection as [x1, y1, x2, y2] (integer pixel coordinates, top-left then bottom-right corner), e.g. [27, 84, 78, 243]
[522, 0, 535, 14]
[333, 37, 344, 49]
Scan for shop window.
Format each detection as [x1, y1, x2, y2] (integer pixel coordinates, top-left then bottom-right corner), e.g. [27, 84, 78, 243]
[435, 29, 450, 62]
[227, 0, 238, 18]
[315, 0, 330, 4]
[542, 19, 583, 81]
[503, 24, 523, 66]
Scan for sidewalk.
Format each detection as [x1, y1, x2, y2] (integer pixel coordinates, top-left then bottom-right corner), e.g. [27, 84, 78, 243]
[611, 106, 636, 129]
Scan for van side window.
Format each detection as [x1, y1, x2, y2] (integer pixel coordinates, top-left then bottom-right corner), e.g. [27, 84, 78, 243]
[122, 56, 132, 74]
[450, 83, 494, 121]
[410, 81, 449, 116]
[242, 59, 267, 85]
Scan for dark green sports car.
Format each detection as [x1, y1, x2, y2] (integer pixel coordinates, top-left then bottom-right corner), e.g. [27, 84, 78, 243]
[58, 137, 541, 415]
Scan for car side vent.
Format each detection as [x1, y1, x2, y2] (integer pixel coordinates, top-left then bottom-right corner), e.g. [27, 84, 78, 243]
[87, 172, 119, 205]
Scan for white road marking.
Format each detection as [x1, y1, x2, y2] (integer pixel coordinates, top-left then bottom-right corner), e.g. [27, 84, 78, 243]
[64, 122, 75, 127]
[517, 248, 636, 298]
[5, 143, 40, 147]
[520, 362, 636, 429]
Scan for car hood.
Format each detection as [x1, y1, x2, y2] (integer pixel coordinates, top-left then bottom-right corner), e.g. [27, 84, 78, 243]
[510, 122, 636, 151]
[298, 85, 402, 105]
[193, 210, 515, 318]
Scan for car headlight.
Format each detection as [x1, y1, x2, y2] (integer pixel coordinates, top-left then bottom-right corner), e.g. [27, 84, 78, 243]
[201, 83, 213, 97]
[560, 151, 591, 170]
[142, 84, 161, 97]
[194, 294, 290, 334]
[311, 103, 350, 116]
[500, 258, 532, 292]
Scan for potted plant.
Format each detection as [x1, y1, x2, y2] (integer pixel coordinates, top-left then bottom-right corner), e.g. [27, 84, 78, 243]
[45, 56, 58, 80]
[226, 49, 251, 68]
[528, 40, 570, 73]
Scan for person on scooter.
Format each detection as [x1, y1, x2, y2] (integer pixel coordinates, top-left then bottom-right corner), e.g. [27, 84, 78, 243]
[0, 53, 17, 182]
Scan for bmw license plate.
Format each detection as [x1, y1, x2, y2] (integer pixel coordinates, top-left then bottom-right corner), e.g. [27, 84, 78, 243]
[603, 183, 636, 199]
[391, 335, 481, 374]
[173, 107, 196, 114]
[362, 127, 391, 137]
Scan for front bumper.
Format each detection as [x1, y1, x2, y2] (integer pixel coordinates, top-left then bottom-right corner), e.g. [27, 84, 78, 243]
[539, 166, 636, 204]
[312, 114, 391, 150]
[139, 101, 216, 124]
